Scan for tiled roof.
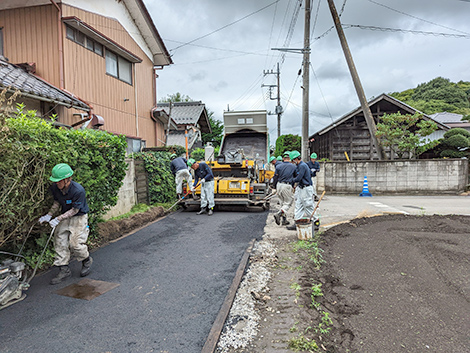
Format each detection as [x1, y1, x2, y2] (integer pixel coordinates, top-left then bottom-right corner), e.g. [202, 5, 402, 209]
[429, 112, 463, 124]
[0, 58, 90, 111]
[157, 101, 211, 133]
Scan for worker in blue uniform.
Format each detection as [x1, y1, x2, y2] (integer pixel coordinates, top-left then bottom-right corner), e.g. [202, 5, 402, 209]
[187, 159, 215, 215]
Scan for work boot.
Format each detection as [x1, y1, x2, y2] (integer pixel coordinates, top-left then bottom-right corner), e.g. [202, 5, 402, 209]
[50, 265, 71, 285]
[80, 256, 93, 277]
[286, 224, 297, 231]
[208, 208, 214, 216]
[281, 215, 290, 226]
[196, 208, 207, 215]
[273, 212, 281, 225]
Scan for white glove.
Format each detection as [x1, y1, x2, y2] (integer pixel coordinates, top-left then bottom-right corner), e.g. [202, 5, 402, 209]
[201, 178, 206, 185]
[39, 214, 52, 224]
[49, 218, 60, 228]
[190, 186, 195, 192]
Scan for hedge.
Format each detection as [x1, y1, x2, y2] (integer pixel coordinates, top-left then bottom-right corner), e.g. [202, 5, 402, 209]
[0, 104, 127, 267]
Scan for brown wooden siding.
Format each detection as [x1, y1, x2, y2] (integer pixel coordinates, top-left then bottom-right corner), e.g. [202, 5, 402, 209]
[61, 4, 160, 146]
[0, 3, 165, 147]
[0, 5, 60, 86]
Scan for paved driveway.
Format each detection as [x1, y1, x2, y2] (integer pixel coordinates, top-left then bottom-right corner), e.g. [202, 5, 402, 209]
[0, 209, 267, 353]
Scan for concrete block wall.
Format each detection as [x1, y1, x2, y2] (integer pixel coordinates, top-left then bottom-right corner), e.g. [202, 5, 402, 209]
[316, 159, 468, 195]
[103, 158, 137, 219]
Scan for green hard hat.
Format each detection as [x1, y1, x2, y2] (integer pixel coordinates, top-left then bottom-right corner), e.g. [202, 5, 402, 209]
[283, 151, 290, 157]
[170, 153, 177, 160]
[50, 163, 73, 182]
[276, 156, 282, 161]
[187, 158, 196, 167]
[310, 152, 318, 159]
[289, 150, 301, 160]
[269, 156, 276, 162]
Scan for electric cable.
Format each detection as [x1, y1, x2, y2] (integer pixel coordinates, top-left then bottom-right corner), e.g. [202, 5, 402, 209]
[366, 0, 470, 35]
[343, 24, 470, 39]
[310, 63, 341, 139]
[170, 0, 280, 53]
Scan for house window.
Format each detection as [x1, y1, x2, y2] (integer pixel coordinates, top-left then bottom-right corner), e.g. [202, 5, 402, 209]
[106, 50, 132, 85]
[65, 25, 103, 57]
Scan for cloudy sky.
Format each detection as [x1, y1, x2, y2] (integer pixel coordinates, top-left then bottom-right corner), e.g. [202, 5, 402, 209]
[144, 0, 470, 143]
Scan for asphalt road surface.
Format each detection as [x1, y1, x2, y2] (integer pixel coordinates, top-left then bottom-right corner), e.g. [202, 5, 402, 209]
[0, 208, 267, 353]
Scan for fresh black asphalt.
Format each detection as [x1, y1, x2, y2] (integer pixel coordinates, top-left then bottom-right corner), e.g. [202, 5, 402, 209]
[0, 208, 267, 353]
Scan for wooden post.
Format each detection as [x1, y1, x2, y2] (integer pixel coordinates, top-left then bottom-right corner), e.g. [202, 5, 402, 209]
[327, 0, 385, 160]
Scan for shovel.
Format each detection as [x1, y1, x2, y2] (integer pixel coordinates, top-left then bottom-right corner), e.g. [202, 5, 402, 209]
[309, 190, 326, 221]
[167, 182, 200, 212]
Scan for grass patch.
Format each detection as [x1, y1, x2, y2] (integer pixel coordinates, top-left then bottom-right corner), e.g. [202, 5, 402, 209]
[109, 202, 175, 221]
[288, 335, 318, 352]
[291, 238, 324, 268]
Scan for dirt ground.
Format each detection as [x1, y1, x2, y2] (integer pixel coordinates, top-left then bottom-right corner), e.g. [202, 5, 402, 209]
[219, 213, 470, 353]
[95, 205, 166, 245]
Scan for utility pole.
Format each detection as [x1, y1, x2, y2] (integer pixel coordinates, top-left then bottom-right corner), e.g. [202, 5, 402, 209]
[263, 63, 283, 139]
[327, 0, 385, 160]
[301, 0, 311, 161]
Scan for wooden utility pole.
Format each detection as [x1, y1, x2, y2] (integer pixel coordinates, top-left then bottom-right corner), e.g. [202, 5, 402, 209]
[301, 0, 311, 161]
[327, 0, 385, 160]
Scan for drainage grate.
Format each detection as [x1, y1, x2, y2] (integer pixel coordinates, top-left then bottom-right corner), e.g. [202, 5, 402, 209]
[55, 278, 120, 301]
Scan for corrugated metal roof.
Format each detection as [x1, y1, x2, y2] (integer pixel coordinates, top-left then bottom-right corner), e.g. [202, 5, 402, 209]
[0, 58, 90, 111]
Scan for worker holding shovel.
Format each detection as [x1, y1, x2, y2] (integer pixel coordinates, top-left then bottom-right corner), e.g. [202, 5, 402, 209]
[38, 163, 92, 284]
[187, 158, 215, 216]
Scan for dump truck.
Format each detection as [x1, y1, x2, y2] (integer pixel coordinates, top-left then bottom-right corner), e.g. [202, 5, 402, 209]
[183, 110, 274, 209]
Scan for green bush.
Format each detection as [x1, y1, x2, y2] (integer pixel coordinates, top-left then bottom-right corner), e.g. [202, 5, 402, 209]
[443, 128, 470, 139]
[439, 128, 470, 158]
[274, 134, 301, 157]
[132, 151, 177, 203]
[0, 104, 127, 265]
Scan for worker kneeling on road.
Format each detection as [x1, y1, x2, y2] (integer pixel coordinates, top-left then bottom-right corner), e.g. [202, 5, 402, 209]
[187, 159, 215, 216]
[170, 153, 192, 199]
[38, 163, 92, 284]
[272, 152, 296, 226]
[287, 151, 315, 231]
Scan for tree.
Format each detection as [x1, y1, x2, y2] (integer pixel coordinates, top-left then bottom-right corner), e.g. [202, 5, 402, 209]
[158, 92, 192, 103]
[375, 112, 439, 159]
[439, 128, 470, 158]
[202, 114, 224, 148]
[274, 134, 301, 157]
[389, 77, 470, 119]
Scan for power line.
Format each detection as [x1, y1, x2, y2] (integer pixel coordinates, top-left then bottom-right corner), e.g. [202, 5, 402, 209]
[366, 0, 470, 35]
[170, 0, 280, 52]
[343, 24, 470, 39]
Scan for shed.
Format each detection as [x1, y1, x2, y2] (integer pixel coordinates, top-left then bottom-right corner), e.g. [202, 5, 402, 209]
[156, 101, 211, 149]
[309, 93, 449, 161]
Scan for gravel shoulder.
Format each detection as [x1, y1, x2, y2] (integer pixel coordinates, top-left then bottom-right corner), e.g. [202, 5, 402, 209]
[217, 200, 470, 353]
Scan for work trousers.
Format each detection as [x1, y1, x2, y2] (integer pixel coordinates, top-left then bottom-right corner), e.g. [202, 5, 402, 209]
[200, 180, 215, 209]
[311, 176, 317, 198]
[53, 214, 89, 266]
[277, 182, 294, 214]
[175, 169, 192, 195]
[294, 185, 315, 221]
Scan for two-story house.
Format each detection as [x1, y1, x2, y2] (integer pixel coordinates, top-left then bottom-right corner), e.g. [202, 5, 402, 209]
[0, 0, 172, 150]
